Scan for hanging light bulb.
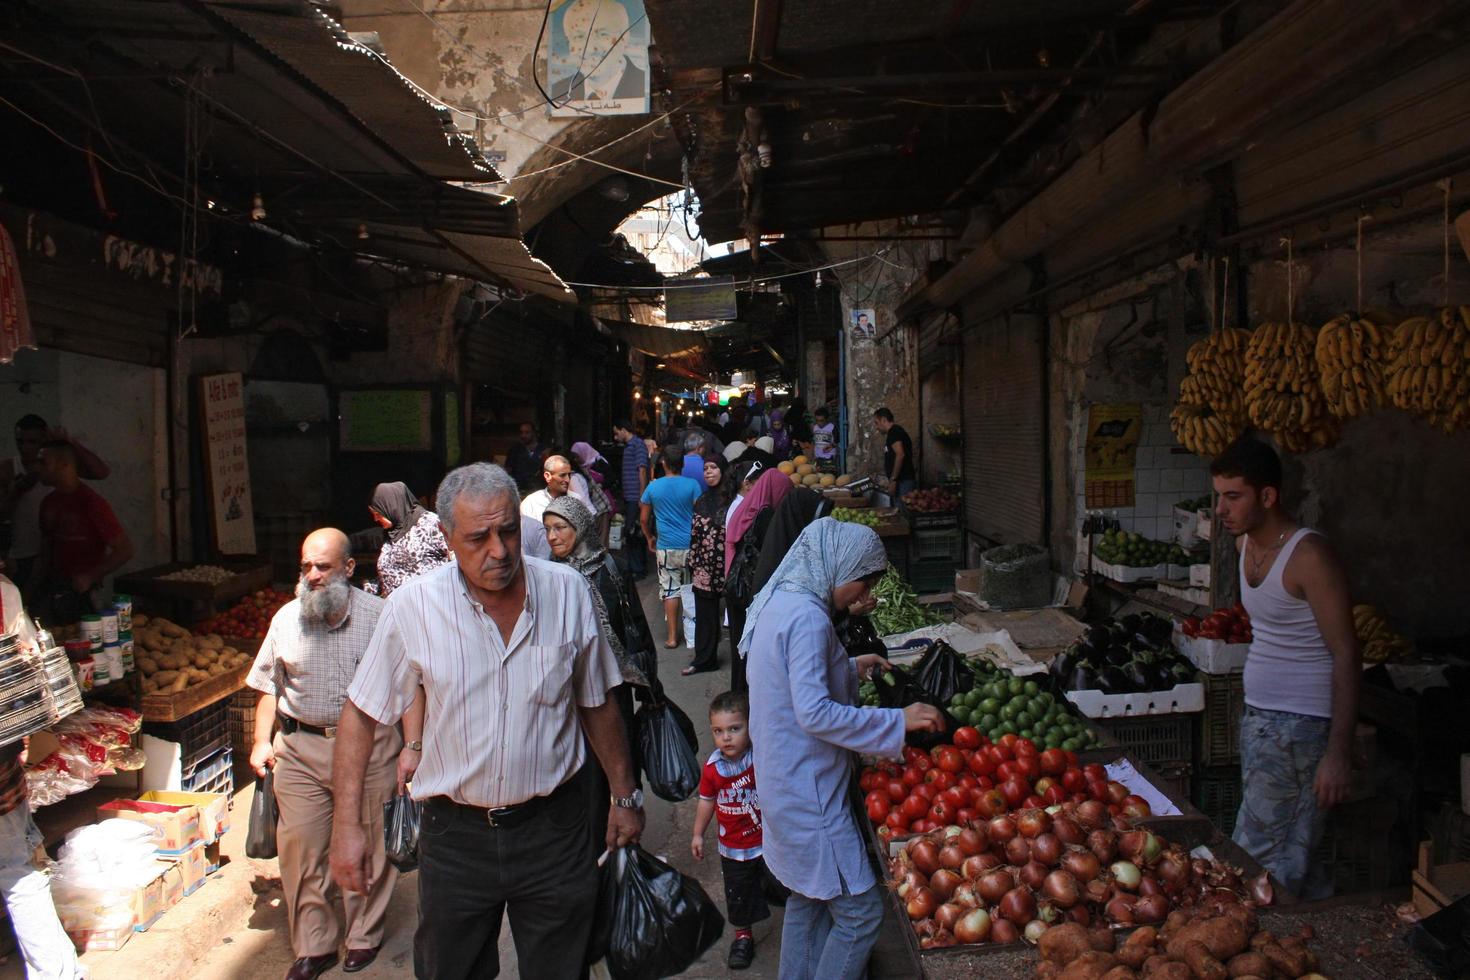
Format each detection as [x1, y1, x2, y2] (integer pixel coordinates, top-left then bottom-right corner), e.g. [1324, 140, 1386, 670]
[633, 390, 641, 399]
[250, 192, 267, 221]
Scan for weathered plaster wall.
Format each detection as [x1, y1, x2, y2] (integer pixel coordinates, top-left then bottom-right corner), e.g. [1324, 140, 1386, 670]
[1049, 259, 1213, 572]
[919, 359, 961, 488]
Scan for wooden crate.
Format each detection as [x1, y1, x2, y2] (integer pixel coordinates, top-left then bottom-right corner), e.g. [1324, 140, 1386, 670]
[141, 663, 251, 723]
[1414, 840, 1470, 918]
[116, 559, 272, 605]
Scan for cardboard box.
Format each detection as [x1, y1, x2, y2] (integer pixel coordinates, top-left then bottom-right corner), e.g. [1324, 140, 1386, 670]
[64, 921, 133, 952]
[97, 798, 202, 854]
[137, 790, 230, 845]
[132, 865, 169, 933]
[176, 840, 208, 896]
[158, 859, 186, 910]
[954, 568, 982, 594]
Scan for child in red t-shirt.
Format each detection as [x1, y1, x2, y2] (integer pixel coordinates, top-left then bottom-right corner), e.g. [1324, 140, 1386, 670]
[690, 690, 786, 970]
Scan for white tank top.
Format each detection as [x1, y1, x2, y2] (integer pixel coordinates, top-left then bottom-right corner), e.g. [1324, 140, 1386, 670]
[1239, 527, 1333, 718]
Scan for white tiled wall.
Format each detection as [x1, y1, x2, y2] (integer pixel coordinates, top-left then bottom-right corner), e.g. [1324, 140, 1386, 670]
[1075, 404, 1212, 542]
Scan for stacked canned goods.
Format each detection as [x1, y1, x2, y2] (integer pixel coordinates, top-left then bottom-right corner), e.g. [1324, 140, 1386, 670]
[114, 594, 134, 674]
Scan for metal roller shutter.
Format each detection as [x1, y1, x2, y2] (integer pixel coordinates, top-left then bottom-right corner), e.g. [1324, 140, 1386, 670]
[962, 312, 1045, 546]
[463, 310, 552, 393]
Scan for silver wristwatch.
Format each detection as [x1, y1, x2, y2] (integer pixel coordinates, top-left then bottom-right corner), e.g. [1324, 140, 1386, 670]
[404, 740, 423, 751]
[611, 788, 644, 809]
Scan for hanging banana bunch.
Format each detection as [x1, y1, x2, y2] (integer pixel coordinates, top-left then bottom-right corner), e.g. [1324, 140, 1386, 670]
[1385, 307, 1470, 433]
[1314, 314, 1389, 419]
[1244, 321, 1337, 452]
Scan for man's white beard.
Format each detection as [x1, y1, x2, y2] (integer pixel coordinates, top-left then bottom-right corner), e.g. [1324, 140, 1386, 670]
[297, 575, 351, 624]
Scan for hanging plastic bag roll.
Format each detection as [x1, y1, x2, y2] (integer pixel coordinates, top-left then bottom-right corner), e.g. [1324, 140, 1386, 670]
[594, 845, 725, 980]
[634, 697, 701, 803]
[245, 768, 279, 860]
[383, 793, 421, 872]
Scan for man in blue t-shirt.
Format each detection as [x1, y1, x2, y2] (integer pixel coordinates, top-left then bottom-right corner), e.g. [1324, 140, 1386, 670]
[640, 449, 704, 648]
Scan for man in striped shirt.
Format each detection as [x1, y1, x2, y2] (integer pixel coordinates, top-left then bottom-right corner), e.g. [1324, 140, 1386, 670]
[331, 463, 642, 980]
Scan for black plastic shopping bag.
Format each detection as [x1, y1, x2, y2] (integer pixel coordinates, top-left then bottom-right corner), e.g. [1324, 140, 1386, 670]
[634, 699, 701, 802]
[245, 768, 278, 859]
[383, 793, 421, 872]
[596, 846, 724, 979]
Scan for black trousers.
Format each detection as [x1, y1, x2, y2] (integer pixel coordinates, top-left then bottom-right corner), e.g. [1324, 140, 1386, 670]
[415, 767, 598, 980]
[727, 604, 748, 694]
[691, 588, 722, 671]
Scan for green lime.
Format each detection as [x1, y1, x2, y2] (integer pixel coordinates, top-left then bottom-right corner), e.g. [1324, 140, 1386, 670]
[988, 727, 1004, 742]
[1037, 690, 1054, 706]
[1062, 737, 1079, 751]
[978, 714, 997, 731]
[1016, 710, 1034, 729]
[1000, 702, 1018, 722]
[1023, 680, 1040, 697]
[1019, 728, 1034, 740]
[966, 690, 983, 708]
[953, 708, 972, 725]
[1007, 678, 1024, 697]
[1000, 720, 1018, 735]
[980, 697, 1001, 715]
[1045, 732, 1064, 750]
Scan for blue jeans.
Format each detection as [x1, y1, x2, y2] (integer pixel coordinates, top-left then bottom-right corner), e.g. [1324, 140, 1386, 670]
[1232, 705, 1331, 899]
[777, 884, 885, 980]
[0, 802, 86, 980]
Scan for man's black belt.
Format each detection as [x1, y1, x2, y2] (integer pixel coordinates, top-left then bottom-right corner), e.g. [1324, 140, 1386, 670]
[278, 714, 336, 739]
[427, 767, 584, 829]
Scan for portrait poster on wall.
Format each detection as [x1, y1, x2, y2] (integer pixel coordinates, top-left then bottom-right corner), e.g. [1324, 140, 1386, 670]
[547, 0, 651, 117]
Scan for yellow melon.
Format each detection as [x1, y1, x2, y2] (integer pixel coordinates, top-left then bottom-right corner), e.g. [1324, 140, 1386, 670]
[836, 473, 853, 487]
[777, 461, 796, 475]
[797, 463, 815, 476]
[802, 473, 822, 486]
[793, 454, 809, 466]
[789, 474, 803, 486]
[819, 474, 837, 487]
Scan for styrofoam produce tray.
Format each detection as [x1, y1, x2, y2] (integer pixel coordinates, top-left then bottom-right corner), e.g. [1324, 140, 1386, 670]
[1092, 560, 1167, 583]
[880, 623, 1046, 676]
[1064, 682, 1204, 718]
[1173, 627, 1248, 674]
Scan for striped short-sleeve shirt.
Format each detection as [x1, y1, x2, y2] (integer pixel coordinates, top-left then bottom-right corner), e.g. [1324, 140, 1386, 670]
[246, 587, 384, 728]
[347, 558, 621, 809]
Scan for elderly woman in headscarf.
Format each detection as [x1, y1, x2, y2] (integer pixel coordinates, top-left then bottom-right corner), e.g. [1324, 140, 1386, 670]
[541, 496, 656, 842]
[741, 519, 944, 979]
[682, 455, 734, 675]
[365, 482, 450, 598]
[768, 409, 792, 460]
[722, 467, 793, 693]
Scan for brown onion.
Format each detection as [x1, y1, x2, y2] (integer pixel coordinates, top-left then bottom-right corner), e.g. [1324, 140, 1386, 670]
[1043, 869, 1081, 908]
[990, 917, 1019, 944]
[939, 844, 966, 871]
[1119, 830, 1161, 865]
[1132, 893, 1169, 924]
[987, 816, 1017, 843]
[999, 886, 1038, 925]
[1138, 875, 1164, 898]
[896, 870, 927, 897]
[1084, 876, 1111, 904]
[1019, 859, 1048, 891]
[1031, 833, 1062, 867]
[1075, 800, 1108, 829]
[1110, 861, 1142, 891]
[1068, 904, 1091, 926]
[1104, 893, 1136, 924]
[1023, 920, 1050, 943]
[907, 886, 938, 920]
[1061, 849, 1101, 882]
[1005, 836, 1032, 865]
[1156, 851, 1192, 892]
[956, 827, 986, 857]
[922, 927, 957, 948]
[929, 869, 962, 901]
[962, 854, 997, 879]
[935, 901, 964, 932]
[1017, 808, 1051, 839]
[1087, 829, 1118, 863]
[954, 907, 991, 944]
[910, 839, 940, 875]
[952, 883, 981, 909]
[1052, 815, 1085, 846]
[976, 869, 1015, 903]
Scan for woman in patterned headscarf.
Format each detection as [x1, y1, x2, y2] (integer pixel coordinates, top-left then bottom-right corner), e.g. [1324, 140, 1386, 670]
[543, 495, 656, 843]
[741, 518, 943, 979]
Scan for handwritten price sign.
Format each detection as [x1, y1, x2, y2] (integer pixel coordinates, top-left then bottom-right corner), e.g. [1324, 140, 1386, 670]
[198, 372, 256, 554]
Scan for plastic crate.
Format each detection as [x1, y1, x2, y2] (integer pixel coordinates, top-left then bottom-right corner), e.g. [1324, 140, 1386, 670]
[1093, 713, 1194, 769]
[1198, 672, 1245, 767]
[144, 701, 229, 774]
[909, 559, 960, 595]
[1150, 763, 1193, 804]
[904, 508, 959, 530]
[1314, 795, 1404, 893]
[911, 527, 962, 564]
[187, 762, 235, 798]
[1193, 765, 1242, 836]
[883, 537, 909, 580]
[180, 746, 233, 793]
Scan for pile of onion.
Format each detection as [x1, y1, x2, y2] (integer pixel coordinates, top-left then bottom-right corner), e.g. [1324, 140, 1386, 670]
[890, 800, 1269, 948]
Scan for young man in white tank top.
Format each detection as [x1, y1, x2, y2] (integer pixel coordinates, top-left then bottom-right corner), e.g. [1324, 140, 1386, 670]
[1210, 438, 1360, 899]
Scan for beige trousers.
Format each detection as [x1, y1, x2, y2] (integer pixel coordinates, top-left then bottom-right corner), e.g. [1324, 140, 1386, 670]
[272, 722, 401, 957]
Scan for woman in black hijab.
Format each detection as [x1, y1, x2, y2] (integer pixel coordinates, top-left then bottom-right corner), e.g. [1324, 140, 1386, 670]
[750, 487, 832, 595]
[366, 482, 449, 597]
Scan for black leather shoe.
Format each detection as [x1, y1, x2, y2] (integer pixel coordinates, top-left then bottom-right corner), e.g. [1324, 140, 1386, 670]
[343, 946, 380, 973]
[285, 954, 338, 980]
[727, 936, 755, 970]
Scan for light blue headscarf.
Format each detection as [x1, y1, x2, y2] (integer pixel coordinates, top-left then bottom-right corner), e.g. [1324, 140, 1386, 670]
[737, 517, 888, 658]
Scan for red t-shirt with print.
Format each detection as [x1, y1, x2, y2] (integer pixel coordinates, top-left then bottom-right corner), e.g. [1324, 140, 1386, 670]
[699, 749, 763, 860]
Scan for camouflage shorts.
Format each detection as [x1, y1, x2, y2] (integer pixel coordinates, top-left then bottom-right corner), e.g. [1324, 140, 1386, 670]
[1231, 705, 1331, 899]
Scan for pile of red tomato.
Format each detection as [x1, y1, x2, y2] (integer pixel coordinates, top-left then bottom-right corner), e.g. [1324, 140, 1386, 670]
[859, 730, 1148, 844]
[1180, 602, 1252, 643]
[195, 588, 293, 639]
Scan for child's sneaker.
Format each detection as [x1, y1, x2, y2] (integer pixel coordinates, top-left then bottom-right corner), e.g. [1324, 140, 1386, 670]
[727, 936, 755, 970]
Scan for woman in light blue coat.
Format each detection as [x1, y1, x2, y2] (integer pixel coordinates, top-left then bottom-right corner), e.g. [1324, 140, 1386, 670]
[740, 518, 944, 979]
